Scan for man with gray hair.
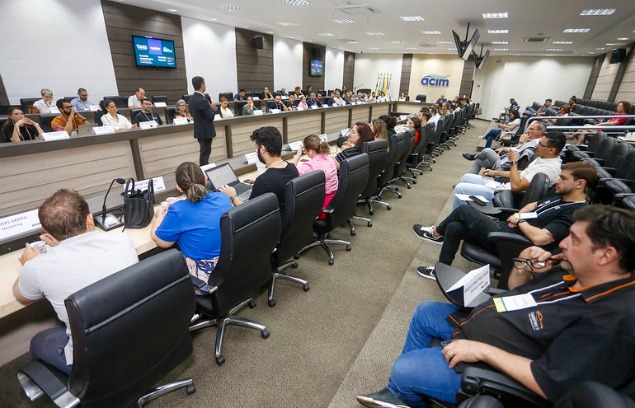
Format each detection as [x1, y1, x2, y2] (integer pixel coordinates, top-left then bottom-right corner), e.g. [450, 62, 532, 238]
[463, 120, 547, 174]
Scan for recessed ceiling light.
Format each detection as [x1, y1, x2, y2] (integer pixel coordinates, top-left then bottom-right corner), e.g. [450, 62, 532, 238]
[421, 31, 441, 35]
[437, 41, 452, 44]
[580, 9, 615, 16]
[368, 47, 379, 50]
[494, 48, 508, 51]
[166, 8, 178, 12]
[333, 18, 355, 24]
[218, 4, 242, 12]
[492, 41, 508, 44]
[448, 47, 457, 51]
[406, 47, 418, 50]
[366, 32, 384, 36]
[563, 28, 590, 33]
[617, 37, 629, 41]
[606, 43, 616, 46]
[400, 16, 424, 22]
[266, 31, 274, 34]
[391, 41, 404, 44]
[588, 52, 596, 54]
[347, 40, 358, 44]
[596, 48, 605, 50]
[278, 22, 299, 26]
[317, 33, 334, 37]
[488, 29, 509, 34]
[482, 12, 508, 19]
[546, 48, 562, 51]
[209, 18, 218, 21]
[552, 41, 573, 44]
[281, 0, 311, 5]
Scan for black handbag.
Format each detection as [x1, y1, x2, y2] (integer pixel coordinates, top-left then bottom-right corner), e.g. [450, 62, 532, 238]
[122, 178, 154, 229]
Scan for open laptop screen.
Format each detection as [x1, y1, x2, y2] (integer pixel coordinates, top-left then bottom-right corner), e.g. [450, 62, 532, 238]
[205, 164, 238, 190]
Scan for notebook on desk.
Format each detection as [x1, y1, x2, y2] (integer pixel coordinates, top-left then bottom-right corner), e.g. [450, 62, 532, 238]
[205, 163, 252, 201]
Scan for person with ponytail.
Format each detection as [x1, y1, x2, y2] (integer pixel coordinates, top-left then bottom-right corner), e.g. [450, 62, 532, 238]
[291, 134, 339, 218]
[151, 162, 233, 282]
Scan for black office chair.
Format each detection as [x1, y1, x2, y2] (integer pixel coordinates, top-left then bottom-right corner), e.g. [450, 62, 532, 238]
[234, 101, 247, 116]
[218, 92, 234, 102]
[17, 249, 197, 407]
[38, 113, 58, 132]
[20, 97, 41, 113]
[416, 94, 427, 103]
[268, 171, 326, 307]
[189, 193, 281, 365]
[393, 128, 416, 188]
[491, 173, 552, 212]
[104, 95, 127, 108]
[407, 122, 434, 176]
[354, 139, 389, 223]
[165, 106, 176, 124]
[376, 132, 406, 199]
[129, 108, 141, 123]
[297, 154, 369, 265]
[152, 95, 168, 104]
[181, 94, 193, 104]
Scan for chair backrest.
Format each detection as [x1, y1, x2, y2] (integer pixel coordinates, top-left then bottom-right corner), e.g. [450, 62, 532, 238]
[165, 106, 176, 124]
[277, 171, 326, 263]
[395, 129, 415, 175]
[129, 108, 141, 122]
[104, 96, 126, 108]
[209, 193, 281, 315]
[379, 133, 404, 184]
[234, 101, 247, 115]
[416, 94, 426, 102]
[218, 92, 234, 102]
[152, 95, 168, 104]
[38, 113, 58, 132]
[360, 139, 388, 198]
[615, 150, 635, 182]
[326, 153, 369, 228]
[181, 94, 192, 104]
[389, 132, 408, 176]
[604, 142, 632, 170]
[595, 136, 617, 162]
[66, 249, 195, 407]
[586, 132, 607, 154]
[519, 173, 551, 208]
[20, 97, 41, 112]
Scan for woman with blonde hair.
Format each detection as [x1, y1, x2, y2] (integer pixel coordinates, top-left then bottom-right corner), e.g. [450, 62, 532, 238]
[151, 162, 233, 282]
[291, 134, 339, 217]
[371, 118, 389, 151]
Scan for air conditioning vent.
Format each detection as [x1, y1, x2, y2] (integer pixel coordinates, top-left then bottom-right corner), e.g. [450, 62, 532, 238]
[336, 5, 379, 15]
[522, 37, 551, 43]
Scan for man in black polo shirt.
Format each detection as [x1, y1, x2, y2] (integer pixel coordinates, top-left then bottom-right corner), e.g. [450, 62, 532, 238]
[414, 161, 597, 280]
[132, 98, 163, 126]
[357, 205, 635, 408]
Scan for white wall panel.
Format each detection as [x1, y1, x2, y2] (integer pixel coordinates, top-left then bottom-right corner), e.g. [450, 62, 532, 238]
[324, 48, 344, 91]
[353, 54, 402, 99]
[0, 0, 118, 104]
[273, 37, 303, 91]
[408, 56, 465, 103]
[471, 56, 594, 120]
[182, 17, 237, 102]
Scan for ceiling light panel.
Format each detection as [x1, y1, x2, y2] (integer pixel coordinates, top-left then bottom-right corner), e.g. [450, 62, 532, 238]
[421, 31, 441, 35]
[333, 18, 355, 24]
[617, 37, 629, 41]
[563, 28, 590, 33]
[278, 22, 299, 26]
[552, 41, 573, 44]
[492, 41, 508, 44]
[281, 0, 311, 5]
[400, 16, 424, 22]
[482, 12, 508, 18]
[494, 48, 508, 51]
[317, 33, 334, 36]
[437, 41, 451, 44]
[580, 9, 616, 16]
[366, 32, 385, 36]
[546, 48, 562, 51]
[218, 4, 242, 12]
[488, 29, 508, 34]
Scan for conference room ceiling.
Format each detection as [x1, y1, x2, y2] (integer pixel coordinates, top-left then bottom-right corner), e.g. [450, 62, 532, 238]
[112, 0, 635, 58]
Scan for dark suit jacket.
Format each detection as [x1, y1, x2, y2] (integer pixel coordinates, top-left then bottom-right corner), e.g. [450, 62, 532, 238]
[189, 92, 216, 140]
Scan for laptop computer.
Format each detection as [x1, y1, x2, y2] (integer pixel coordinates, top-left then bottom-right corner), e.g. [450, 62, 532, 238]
[77, 123, 98, 136]
[205, 163, 252, 201]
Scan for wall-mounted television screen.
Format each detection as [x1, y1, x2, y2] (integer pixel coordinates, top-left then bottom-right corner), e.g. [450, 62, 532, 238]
[132, 35, 176, 68]
[310, 59, 324, 77]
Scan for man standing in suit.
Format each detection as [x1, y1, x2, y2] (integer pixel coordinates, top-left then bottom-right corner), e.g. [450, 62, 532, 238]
[189, 76, 217, 166]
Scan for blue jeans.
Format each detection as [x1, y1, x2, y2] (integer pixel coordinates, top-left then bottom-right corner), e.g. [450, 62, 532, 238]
[30, 327, 72, 375]
[387, 302, 462, 407]
[484, 129, 502, 149]
[452, 174, 499, 209]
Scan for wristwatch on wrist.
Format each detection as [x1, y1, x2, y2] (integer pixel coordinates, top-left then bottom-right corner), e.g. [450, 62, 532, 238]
[517, 219, 527, 224]
[510, 161, 517, 166]
[230, 195, 238, 203]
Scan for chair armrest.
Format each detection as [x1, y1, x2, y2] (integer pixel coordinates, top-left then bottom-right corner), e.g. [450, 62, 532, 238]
[18, 361, 79, 406]
[601, 166, 618, 176]
[190, 276, 218, 295]
[460, 367, 551, 408]
[488, 232, 532, 246]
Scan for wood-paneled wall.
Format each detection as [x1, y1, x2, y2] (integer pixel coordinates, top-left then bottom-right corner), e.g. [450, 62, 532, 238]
[459, 59, 475, 99]
[343, 52, 355, 91]
[235, 29, 274, 93]
[101, 0, 187, 105]
[400, 54, 413, 96]
[583, 56, 604, 100]
[303, 43, 325, 91]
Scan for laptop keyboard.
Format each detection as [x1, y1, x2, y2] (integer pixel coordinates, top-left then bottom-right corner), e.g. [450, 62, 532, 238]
[234, 183, 251, 195]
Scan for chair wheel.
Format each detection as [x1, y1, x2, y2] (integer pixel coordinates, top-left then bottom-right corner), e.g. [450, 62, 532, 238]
[397, 194, 402, 199]
[369, 210, 374, 215]
[216, 355, 225, 365]
[291, 263, 299, 268]
[328, 259, 334, 265]
[268, 299, 276, 307]
[387, 205, 392, 210]
[351, 230, 356, 236]
[262, 329, 270, 338]
[303, 284, 310, 291]
[367, 221, 372, 227]
[248, 300, 257, 308]
[407, 185, 412, 189]
[413, 180, 417, 184]
[346, 244, 352, 251]
[293, 254, 300, 259]
[186, 384, 197, 395]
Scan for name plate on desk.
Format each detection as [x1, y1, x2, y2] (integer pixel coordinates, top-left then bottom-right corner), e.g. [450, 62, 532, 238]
[41, 131, 69, 141]
[93, 126, 115, 135]
[0, 210, 41, 241]
[244, 152, 258, 165]
[200, 163, 216, 172]
[154, 102, 167, 107]
[139, 120, 158, 129]
[447, 264, 490, 307]
[49, 107, 60, 114]
[253, 97, 260, 101]
[310, 105, 318, 109]
[270, 109, 281, 114]
[173, 117, 189, 125]
[319, 134, 328, 143]
[89, 104, 101, 111]
[131, 177, 166, 193]
[254, 110, 264, 116]
[288, 141, 303, 151]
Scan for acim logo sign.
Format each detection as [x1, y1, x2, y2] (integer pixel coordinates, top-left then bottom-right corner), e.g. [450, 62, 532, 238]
[421, 74, 449, 87]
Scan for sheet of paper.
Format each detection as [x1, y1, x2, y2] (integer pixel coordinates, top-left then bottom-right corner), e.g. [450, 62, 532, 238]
[485, 180, 501, 189]
[448, 264, 490, 306]
[93, 126, 115, 135]
[173, 118, 188, 125]
[0, 209, 41, 241]
[454, 194, 488, 202]
[493, 293, 537, 312]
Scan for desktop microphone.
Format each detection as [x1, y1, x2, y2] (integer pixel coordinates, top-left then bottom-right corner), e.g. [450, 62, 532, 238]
[95, 178, 126, 231]
[336, 136, 348, 148]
